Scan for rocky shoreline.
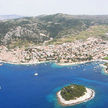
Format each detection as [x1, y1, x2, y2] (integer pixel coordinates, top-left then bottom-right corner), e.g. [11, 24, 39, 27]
[0, 59, 107, 66]
[0, 59, 49, 65]
[100, 63, 108, 74]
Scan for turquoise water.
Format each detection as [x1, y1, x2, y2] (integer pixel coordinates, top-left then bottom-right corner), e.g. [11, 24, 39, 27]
[0, 62, 108, 108]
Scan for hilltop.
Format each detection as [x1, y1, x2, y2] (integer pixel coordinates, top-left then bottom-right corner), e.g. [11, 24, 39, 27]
[0, 13, 108, 48]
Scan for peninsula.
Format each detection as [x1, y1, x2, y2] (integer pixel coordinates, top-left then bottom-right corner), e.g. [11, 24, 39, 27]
[57, 84, 95, 106]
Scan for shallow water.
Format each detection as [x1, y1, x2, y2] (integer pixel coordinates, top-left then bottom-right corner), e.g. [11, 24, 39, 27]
[0, 62, 108, 108]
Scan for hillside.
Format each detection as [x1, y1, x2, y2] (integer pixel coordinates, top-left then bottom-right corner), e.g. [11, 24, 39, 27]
[0, 13, 108, 47]
[50, 25, 108, 44]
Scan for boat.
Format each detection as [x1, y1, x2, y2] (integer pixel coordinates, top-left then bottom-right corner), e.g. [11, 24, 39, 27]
[34, 73, 38, 76]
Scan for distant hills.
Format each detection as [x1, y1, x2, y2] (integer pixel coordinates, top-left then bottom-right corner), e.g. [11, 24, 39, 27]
[0, 13, 108, 47]
[0, 14, 23, 20]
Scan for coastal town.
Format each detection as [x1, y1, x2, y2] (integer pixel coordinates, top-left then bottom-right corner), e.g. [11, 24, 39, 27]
[0, 37, 108, 65]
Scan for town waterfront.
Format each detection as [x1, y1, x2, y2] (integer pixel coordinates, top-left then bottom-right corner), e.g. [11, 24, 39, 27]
[0, 62, 108, 108]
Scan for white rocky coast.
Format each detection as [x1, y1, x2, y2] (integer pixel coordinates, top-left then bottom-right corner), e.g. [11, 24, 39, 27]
[57, 88, 95, 106]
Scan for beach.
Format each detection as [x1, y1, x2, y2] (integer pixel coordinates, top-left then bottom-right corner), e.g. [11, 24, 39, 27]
[56, 61, 91, 66]
[57, 88, 95, 106]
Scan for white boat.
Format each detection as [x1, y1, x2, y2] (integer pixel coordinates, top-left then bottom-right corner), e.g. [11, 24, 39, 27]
[34, 73, 38, 76]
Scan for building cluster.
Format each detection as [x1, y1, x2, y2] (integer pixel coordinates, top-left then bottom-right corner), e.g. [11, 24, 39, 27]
[0, 37, 108, 64]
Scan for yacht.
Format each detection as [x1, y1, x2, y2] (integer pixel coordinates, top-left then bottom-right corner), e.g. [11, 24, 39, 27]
[34, 73, 38, 76]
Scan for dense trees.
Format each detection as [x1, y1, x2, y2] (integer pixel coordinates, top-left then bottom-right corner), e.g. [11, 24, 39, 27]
[61, 84, 86, 100]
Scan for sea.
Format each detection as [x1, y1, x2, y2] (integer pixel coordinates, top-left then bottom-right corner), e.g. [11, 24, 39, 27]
[0, 61, 108, 108]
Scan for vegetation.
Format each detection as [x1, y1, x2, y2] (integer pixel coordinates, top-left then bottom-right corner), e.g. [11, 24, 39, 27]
[103, 57, 108, 60]
[1, 14, 108, 47]
[104, 63, 108, 66]
[104, 63, 108, 71]
[49, 25, 108, 44]
[7, 39, 35, 49]
[60, 84, 86, 101]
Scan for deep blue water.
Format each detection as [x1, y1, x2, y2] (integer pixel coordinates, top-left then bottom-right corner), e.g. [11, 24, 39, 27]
[0, 62, 108, 108]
